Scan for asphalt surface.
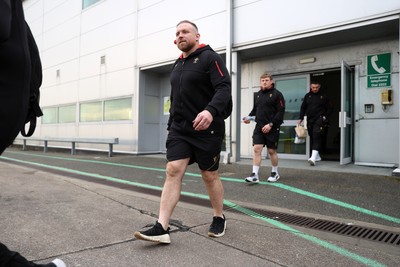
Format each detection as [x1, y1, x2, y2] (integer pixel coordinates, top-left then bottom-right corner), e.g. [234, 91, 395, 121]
[1, 147, 399, 267]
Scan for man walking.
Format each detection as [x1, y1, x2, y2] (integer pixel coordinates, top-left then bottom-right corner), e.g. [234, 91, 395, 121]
[297, 80, 333, 166]
[243, 73, 285, 183]
[134, 20, 232, 244]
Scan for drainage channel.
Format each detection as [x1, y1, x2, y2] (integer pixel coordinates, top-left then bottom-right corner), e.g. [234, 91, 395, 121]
[228, 206, 400, 247]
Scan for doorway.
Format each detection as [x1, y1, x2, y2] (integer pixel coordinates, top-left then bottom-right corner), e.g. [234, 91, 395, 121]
[310, 70, 341, 161]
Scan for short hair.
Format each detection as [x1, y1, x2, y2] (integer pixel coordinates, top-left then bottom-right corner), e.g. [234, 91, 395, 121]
[176, 20, 198, 32]
[260, 73, 273, 80]
[310, 80, 321, 85]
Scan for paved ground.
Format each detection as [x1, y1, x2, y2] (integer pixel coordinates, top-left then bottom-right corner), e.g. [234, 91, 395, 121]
[0, 147, 399, 267]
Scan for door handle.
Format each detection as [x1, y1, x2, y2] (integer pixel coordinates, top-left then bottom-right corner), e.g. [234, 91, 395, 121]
[343, 111, 346, 128]
[339, 111, 347, 128]
[342, 111, 347, 128]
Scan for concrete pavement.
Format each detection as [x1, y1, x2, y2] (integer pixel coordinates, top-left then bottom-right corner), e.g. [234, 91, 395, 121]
[1, 149, 399, 267]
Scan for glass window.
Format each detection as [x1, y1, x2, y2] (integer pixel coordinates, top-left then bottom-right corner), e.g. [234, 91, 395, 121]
[82, 0, 101, 9]
[42, 107, 57, 124]
[59, 104, 76, 123]
[277, 125, 306, 155]
[275, 76, 309, 156]
[275, 77, 307, 120]
[80, 101, 102, 122]
[104, 98, 132, 121]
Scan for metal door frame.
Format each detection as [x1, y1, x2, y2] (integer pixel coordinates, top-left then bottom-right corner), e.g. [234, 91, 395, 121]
[340, 61, 354, 164]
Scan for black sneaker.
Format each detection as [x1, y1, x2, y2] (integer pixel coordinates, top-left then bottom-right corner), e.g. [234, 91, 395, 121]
[208, 215, 226, 238]
[134, 221, 171, 244]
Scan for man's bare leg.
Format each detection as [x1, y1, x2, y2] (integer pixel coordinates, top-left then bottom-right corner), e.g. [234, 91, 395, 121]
[202, 170, 224, 217]
[158, 158, 189, 230]
[268, 148, 278, 167]
[244, 144, 264, 183]
[267, 148, 280, 182]
[253, 144, 263, 167]
[202, 169, 226, 237]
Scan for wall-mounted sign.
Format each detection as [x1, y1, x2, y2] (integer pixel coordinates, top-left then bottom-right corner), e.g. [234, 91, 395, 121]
[163, 96, 170, 115]
[367, 53, 391, 88]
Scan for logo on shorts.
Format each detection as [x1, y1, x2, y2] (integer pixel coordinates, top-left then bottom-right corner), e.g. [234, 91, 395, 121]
[213, 156, 219, 163]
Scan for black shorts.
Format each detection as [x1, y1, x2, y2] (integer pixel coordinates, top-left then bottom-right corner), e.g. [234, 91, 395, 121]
[308, 117, 325, 134]
[252, 126, 280, 150]
[166, 130, 223, 171]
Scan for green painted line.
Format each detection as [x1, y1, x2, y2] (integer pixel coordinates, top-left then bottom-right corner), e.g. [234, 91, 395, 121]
[223, 200, 386, 267]
[5, 151, 167, 171]
[2, 151, 400, 225]
[0, 155, 386, 267]
[269, 183, 400, 224]
[1, 156, 164, 191]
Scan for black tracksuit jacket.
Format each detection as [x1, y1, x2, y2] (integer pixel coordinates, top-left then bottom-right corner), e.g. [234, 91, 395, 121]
[248, 87, 285, 130]
[298, 90, 332, 123]
[168, 44, 231, 136]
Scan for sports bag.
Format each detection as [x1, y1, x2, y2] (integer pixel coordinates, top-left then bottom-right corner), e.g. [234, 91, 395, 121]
[22, 24, 43, 137]
[0, 1, 42, 154]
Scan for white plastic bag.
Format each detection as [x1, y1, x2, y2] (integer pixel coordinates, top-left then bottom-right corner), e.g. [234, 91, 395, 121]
[294, 133, 305, 144]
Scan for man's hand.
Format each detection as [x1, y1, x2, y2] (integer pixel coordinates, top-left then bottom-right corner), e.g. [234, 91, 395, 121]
[193, 110, 213, 131]
[242, 116, 250, 124]
[262, 124, 272, 134]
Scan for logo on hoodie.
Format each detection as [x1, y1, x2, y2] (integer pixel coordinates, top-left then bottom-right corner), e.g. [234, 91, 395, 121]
[193, 57, 200, 64]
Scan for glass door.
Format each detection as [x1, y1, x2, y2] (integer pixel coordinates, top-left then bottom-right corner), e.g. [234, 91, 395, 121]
[340, 61, 354, 164]
[275, 75, 309, 159]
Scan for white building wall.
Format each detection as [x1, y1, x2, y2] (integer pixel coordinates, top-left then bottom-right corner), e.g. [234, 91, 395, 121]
[233, 0, 400, 44]
[135, 0, 228, 66]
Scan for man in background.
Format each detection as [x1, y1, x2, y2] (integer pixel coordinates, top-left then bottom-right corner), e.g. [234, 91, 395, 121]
[243, 73, 285, 183]
[297, 80, 333, 166]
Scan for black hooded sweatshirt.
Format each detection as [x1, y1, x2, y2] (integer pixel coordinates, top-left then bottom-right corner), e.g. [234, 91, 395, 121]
[248, 86, 285, 129]
[298, 90, 333, 123]
[168, 44, 231, 136]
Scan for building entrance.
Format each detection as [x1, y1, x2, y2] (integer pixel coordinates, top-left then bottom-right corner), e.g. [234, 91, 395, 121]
[240, 67, 353, 163]
[310, 70, 341, 161]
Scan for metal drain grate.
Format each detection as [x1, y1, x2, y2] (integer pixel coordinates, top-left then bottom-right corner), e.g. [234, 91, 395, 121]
[228, 207, 400, 247]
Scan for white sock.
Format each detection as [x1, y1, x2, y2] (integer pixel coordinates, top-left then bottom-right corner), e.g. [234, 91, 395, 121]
[311, 150, 319, 160]
[272, 166, 278, 173]
[252, 166, 260, 176]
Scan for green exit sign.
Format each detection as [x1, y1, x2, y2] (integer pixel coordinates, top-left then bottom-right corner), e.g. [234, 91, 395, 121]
[367, 53, 391, 88]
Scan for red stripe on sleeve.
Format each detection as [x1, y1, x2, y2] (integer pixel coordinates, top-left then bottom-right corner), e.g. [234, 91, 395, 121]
[215, 61, 224, 77]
